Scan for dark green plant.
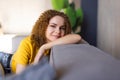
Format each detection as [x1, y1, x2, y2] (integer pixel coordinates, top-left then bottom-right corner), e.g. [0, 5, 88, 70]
[51, 0, 83, 34]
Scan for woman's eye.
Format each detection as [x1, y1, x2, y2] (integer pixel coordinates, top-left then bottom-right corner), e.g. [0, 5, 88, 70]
[50, 25, 56, 28]
[60, 27, 65, 30]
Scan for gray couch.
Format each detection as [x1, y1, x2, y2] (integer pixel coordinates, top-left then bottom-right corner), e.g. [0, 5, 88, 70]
[50, 44, 120, 80]
[1, 36, 120, 80]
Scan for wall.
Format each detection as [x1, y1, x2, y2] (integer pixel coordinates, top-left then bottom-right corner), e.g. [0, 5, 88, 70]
[0, 0, 52, 35]
[98, 0, 120, 59]
[0, 0, 81, 35]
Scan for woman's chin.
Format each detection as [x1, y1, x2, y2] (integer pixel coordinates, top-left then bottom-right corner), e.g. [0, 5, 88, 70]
[47, 39, 55, 42]
[49, 38, 58, 42]
[47, 37, 61, 42]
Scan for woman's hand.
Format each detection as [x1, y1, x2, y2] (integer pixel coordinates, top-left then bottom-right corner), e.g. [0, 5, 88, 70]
[33, 45, 46, 65]
[16, 64, 26, 74]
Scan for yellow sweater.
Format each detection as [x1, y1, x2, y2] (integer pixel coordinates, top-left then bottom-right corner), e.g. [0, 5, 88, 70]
[11, 36, 49, 73]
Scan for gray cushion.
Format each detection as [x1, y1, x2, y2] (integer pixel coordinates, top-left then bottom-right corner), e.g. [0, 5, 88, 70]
[12, 35, 27, 54]
[5, 56, 56, 80]
[50, 44, 120, 80]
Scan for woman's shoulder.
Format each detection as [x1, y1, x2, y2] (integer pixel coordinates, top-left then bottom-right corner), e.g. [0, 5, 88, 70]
[21, 36, 31, 42]
[19, 36, 32, 46]
[23, 36, 30, 40]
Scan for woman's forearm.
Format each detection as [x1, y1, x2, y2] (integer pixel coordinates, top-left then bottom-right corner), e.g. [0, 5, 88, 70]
[16, 64, 26, 74]
[43, 34, 81, 49]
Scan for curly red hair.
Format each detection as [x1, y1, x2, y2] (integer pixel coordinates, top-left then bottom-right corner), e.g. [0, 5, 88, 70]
[31, 9, 71, 48]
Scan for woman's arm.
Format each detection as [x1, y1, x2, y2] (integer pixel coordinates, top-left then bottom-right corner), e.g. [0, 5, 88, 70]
[16, 64, 26, 74]
[43, 34, 81, 49]
[34, 34, 81, 64]
[12, 37, 31, 74]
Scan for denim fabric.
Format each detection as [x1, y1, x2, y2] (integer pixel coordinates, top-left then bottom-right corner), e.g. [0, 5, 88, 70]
[0, 52, 12, 74]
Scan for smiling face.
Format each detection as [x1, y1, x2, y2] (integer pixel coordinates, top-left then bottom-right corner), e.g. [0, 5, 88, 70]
[45, 16, 65, 42]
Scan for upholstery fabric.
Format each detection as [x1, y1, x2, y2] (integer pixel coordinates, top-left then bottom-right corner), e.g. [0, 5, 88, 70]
[50, 44, 120, 80]
[5, 56, 56, 80]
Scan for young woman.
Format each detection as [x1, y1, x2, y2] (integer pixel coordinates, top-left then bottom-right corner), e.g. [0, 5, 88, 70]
[11, 9, 82, 74]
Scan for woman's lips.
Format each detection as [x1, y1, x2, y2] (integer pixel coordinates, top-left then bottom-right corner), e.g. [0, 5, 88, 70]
[52, 35, 61, 38]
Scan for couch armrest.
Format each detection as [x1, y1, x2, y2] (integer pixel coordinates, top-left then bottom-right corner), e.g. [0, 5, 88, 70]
[50, 44, 120, 80]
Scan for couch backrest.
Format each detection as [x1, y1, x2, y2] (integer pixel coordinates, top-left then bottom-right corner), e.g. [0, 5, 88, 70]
[50, 44, 120, 80]
[12, 35, 27, 54]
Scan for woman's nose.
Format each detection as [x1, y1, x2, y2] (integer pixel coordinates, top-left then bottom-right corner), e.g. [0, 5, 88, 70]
[55, 28, 60, 34]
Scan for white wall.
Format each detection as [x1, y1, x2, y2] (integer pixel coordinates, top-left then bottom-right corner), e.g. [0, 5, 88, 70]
[0, 0, 52, 35]
[98, 0, 120, 59]
[0, 0, 80, 35]
[0, 0, 80, 34]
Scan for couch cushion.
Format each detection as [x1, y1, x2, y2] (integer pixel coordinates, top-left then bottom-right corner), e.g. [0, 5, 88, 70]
[5, 56, 56, 80]
[0, 34, 26, 54]
[50, 44, 120, 80]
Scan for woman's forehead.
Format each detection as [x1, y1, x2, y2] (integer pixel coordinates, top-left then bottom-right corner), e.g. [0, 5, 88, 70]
[49, 16, 65, 25]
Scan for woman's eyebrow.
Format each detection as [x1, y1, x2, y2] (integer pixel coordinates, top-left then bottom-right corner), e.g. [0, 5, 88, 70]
[49, 23, 65, 27]
[49, 23, 57, 25]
